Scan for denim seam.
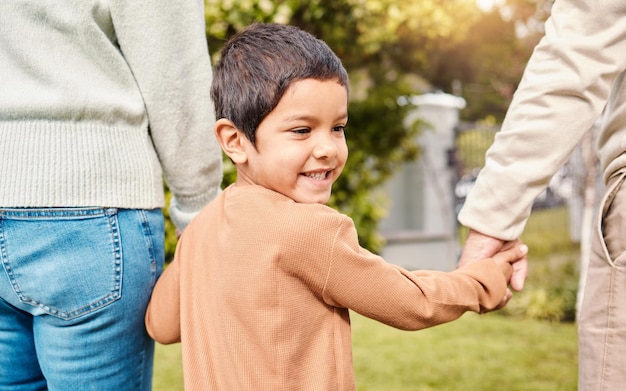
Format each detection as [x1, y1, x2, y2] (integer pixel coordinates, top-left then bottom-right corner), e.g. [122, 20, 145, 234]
[139, 210, 158, 284]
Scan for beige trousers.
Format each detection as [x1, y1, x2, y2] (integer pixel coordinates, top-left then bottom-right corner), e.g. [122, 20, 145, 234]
[579, 169, 626, 390]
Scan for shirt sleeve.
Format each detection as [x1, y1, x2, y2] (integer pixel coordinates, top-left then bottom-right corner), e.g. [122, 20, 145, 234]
[110, 0, 222, 230]
[145, 242, 183, 344]
[320, 216, 508, 331]
[458, 0, 626, 240]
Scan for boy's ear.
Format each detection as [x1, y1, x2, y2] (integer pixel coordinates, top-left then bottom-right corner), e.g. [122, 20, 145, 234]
[214, 118, 248, 164]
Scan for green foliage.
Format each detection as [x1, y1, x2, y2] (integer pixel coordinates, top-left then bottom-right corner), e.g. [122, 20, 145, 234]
[447, 0, 554, 121]
[503, 257, 579, 322]
[452, 9, 532, 121]
[162, 186, 178, 262]
[205, 0, 482, 58]
[502, 207, 579, 322]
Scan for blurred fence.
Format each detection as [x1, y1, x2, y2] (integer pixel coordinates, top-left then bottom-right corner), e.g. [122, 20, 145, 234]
[452, 120, 603, 243]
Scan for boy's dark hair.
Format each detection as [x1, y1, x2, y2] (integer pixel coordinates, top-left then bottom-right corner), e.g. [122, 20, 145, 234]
[211, 23, 349, 146]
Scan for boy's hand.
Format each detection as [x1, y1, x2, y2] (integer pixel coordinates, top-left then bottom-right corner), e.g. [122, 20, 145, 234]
[498, 240, 528, 292]
[459, 230, 528, 292]
[492, 243, 528, 281]
[487, 243, 529, 311]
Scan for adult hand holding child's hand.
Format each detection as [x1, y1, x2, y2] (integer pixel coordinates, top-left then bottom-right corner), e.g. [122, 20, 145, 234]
[486, 242, 529, 312]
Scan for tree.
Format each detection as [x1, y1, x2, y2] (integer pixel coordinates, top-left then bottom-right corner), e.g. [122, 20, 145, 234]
[415, 7, 537, 121]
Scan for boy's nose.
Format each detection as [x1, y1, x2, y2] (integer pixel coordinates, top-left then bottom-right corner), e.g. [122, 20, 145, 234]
[313, 135, 338, 159]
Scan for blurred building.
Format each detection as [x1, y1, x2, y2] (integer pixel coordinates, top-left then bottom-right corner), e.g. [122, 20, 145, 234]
[379, 92, 465, 271]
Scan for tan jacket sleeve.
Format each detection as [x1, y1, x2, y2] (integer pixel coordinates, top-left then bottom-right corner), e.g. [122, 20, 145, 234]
[459, 0, 626, 240]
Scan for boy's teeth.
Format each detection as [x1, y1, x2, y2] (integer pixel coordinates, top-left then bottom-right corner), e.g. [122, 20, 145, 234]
[307, 172, 326, 180]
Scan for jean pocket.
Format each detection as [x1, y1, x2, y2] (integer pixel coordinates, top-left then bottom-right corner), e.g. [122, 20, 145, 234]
[0, 208, 122, 319]
[598, 170, 626, 267]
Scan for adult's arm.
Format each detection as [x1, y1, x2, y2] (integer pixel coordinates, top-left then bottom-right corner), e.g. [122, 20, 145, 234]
[458, 0, 626, 241]
[111, 0, 222, 230]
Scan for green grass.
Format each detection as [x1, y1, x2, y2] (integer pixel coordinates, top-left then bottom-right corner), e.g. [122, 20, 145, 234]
[153, 312, 577, 390]
[153, 341, 184, 391]
[352, 312, 576, 391]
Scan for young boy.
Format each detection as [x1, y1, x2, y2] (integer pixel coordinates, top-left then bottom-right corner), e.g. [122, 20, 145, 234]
[145, 22, 527, 391]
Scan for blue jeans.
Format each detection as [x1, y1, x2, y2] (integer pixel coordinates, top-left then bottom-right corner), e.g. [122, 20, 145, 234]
[0, 208, 164, 391]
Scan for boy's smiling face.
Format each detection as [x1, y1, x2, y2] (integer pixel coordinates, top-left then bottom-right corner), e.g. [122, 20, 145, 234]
[235, 78, 348, 204]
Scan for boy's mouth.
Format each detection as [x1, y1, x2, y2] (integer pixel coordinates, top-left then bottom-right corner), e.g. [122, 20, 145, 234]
[303, 170, 330, 180]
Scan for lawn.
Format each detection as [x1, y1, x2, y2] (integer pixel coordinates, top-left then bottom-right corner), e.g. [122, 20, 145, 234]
[153, 312, 577, 390]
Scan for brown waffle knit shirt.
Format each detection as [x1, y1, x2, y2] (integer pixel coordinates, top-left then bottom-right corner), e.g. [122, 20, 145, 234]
[145, 184, 508, 390]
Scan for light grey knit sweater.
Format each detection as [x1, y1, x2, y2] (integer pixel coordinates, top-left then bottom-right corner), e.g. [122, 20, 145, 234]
[0, 0, 222, 229]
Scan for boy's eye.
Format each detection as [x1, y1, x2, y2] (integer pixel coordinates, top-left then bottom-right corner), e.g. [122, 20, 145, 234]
[333, 125, 346, 132]
[291, 128, 310, 134]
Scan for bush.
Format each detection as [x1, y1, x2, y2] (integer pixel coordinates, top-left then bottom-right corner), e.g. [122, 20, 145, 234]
[502, 256, 579, 322]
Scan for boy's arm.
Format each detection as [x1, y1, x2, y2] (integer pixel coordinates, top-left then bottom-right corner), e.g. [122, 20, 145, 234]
[145, 254, 182, 344]
[321, 219, 524, 331]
